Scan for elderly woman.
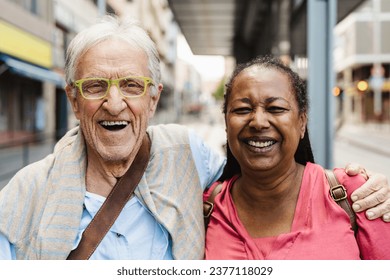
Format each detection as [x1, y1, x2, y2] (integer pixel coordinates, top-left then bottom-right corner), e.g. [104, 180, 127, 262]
[204, 56, 390, 259]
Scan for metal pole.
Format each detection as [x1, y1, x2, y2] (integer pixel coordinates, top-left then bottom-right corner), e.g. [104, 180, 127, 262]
[373, 0, 382, 117]
[307, 0, 336, 168]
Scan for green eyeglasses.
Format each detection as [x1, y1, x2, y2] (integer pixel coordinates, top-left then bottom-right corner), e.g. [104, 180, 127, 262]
[73, 76, 155, 100]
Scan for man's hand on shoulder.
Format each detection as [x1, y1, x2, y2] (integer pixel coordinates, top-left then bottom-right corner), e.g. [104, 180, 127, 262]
[345, 163, 390, 222]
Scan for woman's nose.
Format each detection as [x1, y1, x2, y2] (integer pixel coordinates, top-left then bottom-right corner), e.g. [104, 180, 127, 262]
[249, 109, 270, 130]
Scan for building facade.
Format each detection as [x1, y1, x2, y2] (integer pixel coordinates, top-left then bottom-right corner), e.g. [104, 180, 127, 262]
[0, 0, 64, 143]
[0, 0, 108, 144]
[108, 0, 181, 123]
[334, 0, 390, 123]
[0, 0, 204, 147]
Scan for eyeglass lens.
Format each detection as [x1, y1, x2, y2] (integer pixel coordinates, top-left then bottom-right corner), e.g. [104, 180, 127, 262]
[81, 77, 147, 98]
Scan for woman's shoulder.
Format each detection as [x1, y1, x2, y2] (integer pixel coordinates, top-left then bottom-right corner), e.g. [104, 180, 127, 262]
[203, 176, 237, 201]
[333, 167, 366, 194]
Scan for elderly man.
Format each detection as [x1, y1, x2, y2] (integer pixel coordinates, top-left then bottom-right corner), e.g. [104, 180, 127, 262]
[0, 15, 389, 260]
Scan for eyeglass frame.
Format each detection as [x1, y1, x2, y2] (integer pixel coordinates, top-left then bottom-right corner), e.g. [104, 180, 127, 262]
[72, 75, 155, 100]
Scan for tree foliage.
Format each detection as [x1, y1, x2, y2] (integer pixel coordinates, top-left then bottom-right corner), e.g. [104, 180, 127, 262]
[212, 77, 226, 100]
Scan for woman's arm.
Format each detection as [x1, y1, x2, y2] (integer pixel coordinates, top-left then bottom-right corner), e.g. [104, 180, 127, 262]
[335, 167, 390, 259]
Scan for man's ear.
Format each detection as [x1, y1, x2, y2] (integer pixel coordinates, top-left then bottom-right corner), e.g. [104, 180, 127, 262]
[148, 83, 163, 118]
[65, 84, 81, 120]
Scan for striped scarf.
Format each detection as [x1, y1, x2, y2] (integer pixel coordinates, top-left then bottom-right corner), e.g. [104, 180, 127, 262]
[0, 124, 204, 259]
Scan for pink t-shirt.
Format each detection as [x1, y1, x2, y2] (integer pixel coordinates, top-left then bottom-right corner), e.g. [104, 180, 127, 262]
[204, 163, 390, 259]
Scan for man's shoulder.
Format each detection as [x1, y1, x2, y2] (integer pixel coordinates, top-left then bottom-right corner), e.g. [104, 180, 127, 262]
[53, 126, 80, 153]
[148, 123, 188, 132]
[147, 124, 190, 146]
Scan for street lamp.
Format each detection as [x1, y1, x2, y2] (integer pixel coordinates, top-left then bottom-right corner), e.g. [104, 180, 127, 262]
[357, 80, 369, 92]
[333, 86, 341, 97]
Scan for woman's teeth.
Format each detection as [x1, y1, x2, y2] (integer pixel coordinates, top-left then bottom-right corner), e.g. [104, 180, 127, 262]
[248, 140, 274, 148]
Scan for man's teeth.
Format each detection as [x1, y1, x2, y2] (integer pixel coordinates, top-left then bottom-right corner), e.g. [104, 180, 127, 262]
[100, 121, 128, 126]
[248, 140, 274, 148]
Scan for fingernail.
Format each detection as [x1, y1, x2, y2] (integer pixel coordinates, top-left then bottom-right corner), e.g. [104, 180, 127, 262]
[384, 214, 390, 222]
[352, 203, 361, 211]
[366, 211, 374, 219]
[351, 195, 358, 202]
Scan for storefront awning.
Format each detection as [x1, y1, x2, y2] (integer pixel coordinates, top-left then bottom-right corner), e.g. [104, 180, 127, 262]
[0, 54, 65, 88]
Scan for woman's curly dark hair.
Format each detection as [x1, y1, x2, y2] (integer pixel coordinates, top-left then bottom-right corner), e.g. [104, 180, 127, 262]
[218, 55, 315, 182]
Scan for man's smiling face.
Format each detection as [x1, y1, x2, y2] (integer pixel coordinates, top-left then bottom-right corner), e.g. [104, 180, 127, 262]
[66, 38, 160, 164]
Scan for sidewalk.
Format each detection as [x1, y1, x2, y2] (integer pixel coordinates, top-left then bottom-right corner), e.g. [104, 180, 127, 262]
[0, 136, 55, 189]
[336, 122, 390, 157]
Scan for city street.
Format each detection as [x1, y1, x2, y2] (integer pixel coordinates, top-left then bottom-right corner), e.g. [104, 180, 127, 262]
[1, 111, 389, 189]
[333, 123, 390, 179]
[0, 140, 55, 188]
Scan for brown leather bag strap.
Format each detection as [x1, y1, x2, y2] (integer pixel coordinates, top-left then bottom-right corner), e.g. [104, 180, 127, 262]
[203, 183, 223, 228]
[324, 169, 358, 233]
[67, 135, 151, 260]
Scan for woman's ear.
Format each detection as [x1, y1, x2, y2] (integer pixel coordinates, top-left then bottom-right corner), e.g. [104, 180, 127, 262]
[299, 112, 307, 139]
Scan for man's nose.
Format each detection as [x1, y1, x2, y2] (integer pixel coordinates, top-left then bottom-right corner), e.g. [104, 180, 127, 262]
[103, 84, 126, 114]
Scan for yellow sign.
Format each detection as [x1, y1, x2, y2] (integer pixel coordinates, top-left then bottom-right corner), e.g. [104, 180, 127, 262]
[383, 80, 390, 91]
[0, 20, 52, 68]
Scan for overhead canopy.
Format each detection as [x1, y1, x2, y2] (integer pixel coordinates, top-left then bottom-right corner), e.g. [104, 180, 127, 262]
[168, 0, 235, 56]
[0, 54, 65, 88]
[168, 0, 366, 62]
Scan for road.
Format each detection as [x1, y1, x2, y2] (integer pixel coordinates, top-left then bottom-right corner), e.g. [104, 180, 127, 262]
[333, 135, 390, 180]
[0, 140, 55, 188]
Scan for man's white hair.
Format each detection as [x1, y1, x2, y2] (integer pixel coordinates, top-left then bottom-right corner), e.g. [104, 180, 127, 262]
[65, 14, 161, 96]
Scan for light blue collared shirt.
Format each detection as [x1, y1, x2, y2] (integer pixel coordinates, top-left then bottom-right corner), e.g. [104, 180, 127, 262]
[0, 129, 225, 259]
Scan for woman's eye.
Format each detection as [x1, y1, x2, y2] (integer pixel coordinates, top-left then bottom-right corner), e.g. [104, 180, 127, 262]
[232, 107, 252, 114]
[268, 106, 287, 113]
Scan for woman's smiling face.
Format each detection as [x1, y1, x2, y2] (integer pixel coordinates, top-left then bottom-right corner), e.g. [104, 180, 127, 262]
[225, 65, 307, 173]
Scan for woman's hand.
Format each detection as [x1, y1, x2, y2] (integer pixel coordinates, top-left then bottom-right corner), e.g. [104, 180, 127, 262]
[345, 163, 390, 222]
